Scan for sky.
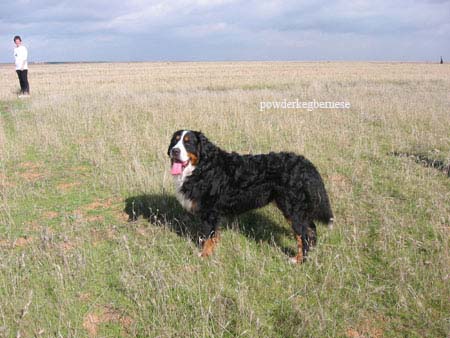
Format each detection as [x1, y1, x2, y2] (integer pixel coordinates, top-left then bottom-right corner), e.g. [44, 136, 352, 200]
[1, 0, 449, 62]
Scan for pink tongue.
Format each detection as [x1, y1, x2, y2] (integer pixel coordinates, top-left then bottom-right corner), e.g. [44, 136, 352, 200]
[171, 162, 183, 175]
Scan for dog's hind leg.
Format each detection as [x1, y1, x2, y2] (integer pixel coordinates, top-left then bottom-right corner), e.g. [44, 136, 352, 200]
[274, 191, 326, 263]
[290, 214, 316, 264]
[290, 220, 304, 264]
[305, 221, 317, 248]
[291, 232, 304, 264]
[198, 213, 220, 257]
[274, 198, 315, 264]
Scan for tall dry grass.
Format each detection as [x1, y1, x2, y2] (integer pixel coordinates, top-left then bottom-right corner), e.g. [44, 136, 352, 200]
[0, 61, 448, 337]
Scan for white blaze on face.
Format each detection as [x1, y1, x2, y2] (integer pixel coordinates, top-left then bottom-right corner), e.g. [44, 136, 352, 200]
[173, 130, 190, 162]
[172, 130, 196, 213]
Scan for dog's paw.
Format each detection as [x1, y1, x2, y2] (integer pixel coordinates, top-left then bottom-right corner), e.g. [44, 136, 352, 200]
[289, 255, 304, 264]
[289, 257, 298, 264]
[198, 251, 211, 258]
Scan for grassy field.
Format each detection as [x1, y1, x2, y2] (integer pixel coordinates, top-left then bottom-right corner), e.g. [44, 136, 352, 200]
[0, 61, 449, 337]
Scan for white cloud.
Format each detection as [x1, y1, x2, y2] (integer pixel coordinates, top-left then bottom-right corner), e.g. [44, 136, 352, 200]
[174, 22, 230, 37]
[1, 0, 449, 62]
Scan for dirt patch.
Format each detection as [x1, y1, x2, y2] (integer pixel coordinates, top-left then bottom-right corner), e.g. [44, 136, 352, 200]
[20, 172, 44, 182]
[346, 329, 360, 338]
[43, 211, 59, 219]
[83, 313, 102, 338]
[115, 211, 130, 223]
[57, 182, 80, 191]
[19, 162, 42, 170]
[0, 181, 15, 188]
[58, 241, 77, 252]
[85, 201, 105, 210]
[346, 316, 384, 338]
[83, 306, 133, 338]
[86, 215, 105, 223]
[14, 236, 34, 247]
[0, 173, 15, 188]
[17, 162, 47, 182]
[84, 198, 116, 211]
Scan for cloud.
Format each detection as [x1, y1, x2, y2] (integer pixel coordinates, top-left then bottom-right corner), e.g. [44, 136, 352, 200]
[1, 0, 449, 62]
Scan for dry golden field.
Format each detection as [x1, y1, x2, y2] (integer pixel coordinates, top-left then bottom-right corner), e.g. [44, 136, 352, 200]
[0, 62, 449, 337]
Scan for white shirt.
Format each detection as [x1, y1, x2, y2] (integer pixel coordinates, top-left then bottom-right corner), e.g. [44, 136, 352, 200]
[14, 45, 28, 70]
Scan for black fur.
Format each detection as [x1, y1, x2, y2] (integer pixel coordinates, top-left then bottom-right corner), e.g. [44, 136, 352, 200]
[168, 130, 333, 260]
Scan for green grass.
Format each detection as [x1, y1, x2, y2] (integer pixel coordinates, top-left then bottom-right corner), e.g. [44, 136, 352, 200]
[0, 62, 449, 337]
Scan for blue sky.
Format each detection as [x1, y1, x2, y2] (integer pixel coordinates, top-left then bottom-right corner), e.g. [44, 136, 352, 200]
[1, 0, 449, 62]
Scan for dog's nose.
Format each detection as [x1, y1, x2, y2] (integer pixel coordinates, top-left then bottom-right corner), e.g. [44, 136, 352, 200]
[171, 148, 180, 157]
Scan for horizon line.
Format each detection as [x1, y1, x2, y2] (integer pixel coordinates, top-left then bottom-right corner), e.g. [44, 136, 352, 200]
[0, 59, 446, 65]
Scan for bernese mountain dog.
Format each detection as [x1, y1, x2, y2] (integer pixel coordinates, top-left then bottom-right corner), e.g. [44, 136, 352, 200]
[168, 130, 334, 263]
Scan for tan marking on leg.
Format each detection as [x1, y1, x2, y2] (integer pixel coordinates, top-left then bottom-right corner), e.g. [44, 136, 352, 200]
[199, 235, 220, 257]
[290, 234, 303, 264]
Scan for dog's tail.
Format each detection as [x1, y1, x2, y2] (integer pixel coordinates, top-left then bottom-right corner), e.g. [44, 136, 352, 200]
[315, 184, 334, 229]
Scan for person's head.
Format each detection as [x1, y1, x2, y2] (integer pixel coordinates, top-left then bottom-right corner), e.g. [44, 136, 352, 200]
[14, 35, 22, 47]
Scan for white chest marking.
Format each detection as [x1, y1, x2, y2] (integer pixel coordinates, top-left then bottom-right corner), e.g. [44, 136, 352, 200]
[173, 162, 196, 213]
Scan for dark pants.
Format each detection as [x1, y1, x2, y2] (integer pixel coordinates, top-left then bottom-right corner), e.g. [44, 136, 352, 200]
[16, 69, 30, 94]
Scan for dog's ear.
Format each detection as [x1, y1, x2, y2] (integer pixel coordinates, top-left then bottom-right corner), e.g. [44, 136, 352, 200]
[195, 131, 215, 162]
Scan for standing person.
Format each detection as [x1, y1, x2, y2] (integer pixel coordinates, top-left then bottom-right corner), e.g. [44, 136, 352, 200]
[13, 35, 30, 97]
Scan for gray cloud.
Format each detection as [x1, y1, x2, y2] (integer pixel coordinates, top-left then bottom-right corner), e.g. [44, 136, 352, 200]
[1, 0, 449, 62]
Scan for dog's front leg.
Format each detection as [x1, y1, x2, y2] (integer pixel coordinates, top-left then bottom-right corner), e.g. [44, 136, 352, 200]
[198, 213, 220, 257]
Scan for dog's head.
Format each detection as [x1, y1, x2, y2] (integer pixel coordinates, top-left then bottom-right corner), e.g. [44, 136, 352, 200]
[167, 130, 213, 176]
